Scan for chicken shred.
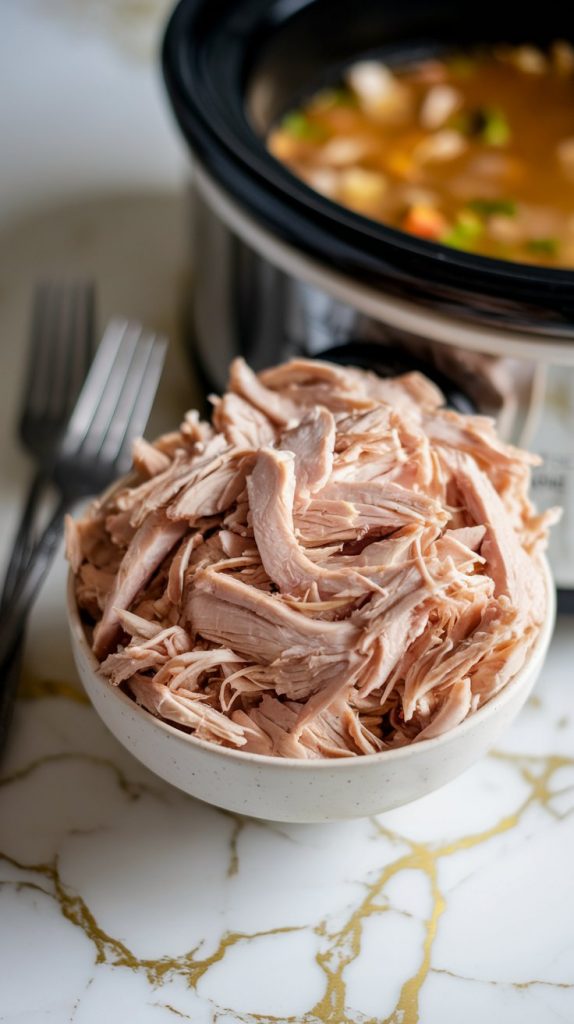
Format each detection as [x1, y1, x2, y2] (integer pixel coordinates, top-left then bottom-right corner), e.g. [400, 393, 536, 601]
[69, 357, 558, 758]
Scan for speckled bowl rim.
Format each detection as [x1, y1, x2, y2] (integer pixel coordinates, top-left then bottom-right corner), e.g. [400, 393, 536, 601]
[67, 556, 555, 770]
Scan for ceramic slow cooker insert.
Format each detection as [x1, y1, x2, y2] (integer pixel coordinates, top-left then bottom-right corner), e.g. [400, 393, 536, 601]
[163, 0, 574, 604]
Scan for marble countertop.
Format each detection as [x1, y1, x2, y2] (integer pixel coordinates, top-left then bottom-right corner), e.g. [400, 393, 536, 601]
[1, 5, 574, 1023]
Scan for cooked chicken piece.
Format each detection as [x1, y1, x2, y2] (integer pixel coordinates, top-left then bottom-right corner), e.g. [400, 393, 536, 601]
[278, 406, 335, 499]
[92, 511, 187, 659]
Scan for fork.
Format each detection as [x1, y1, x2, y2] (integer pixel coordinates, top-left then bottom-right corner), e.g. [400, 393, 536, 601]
[0, 318, 167, 743]
[1, 282, 95, 608]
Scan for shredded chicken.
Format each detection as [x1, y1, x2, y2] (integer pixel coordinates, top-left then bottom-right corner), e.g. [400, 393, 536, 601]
[68, 357, 559, 759]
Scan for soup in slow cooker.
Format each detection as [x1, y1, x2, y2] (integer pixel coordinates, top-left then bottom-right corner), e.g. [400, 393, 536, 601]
[267, 43, 574, 267]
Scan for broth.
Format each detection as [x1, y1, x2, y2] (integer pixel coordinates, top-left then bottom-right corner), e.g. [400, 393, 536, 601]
[267, 43, 574, 268]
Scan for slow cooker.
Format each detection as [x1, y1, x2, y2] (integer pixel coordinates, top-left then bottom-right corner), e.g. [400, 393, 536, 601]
[162, 0, 574, 607]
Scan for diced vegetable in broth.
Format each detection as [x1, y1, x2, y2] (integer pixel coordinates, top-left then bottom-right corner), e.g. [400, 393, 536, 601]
[467, 198, 517, 217]
[402, 204, 447, 240]
[552, 40, 574, 76]
[267, 43, 574, 267]
[480, 107, 511, 147]
[413, 129, 468, 164]
[419, 84, 462, 130]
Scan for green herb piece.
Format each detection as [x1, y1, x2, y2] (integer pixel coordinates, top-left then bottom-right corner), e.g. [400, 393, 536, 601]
[467, 198, 517, 217]
[448, 55, 476, 78]
[450, 111, 474, 135]
[281, 111, 325, 141]
[452, 107, 511, 144]
[441, 211, 484, 251]
[525, 237, 559, 256]
[481, 107, 511, 146]
[311, 87, 356, 112]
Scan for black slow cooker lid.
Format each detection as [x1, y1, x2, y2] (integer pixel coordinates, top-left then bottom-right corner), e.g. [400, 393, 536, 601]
[163, 0, 574, 332]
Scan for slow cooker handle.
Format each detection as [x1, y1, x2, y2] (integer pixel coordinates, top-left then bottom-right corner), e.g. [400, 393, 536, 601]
[318, 341, 476, 414]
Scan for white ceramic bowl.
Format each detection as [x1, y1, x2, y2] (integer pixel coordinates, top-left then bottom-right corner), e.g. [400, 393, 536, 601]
[67, 563, 555, 823]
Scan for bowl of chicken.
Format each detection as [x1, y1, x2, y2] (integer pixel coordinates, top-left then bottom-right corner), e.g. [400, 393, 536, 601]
[66, 358, 557, 822]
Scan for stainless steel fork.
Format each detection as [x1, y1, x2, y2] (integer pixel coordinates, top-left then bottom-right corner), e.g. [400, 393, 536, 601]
[0, 318, 167, 747]
[1, 282, 95, 607]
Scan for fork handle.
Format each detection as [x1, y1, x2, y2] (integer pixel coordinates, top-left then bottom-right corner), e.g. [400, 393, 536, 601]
[0, 471, 46, 612]
[0, 496, 71, 670]
[0, 637, 24, 755]
[0, 474, 61, 755]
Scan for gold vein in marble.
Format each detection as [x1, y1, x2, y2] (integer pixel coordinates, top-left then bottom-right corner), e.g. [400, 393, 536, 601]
[18, 671, 89, 704]
[1, 747, 573, 1023]
[70, 976, 94, 1023]
[432, 967, 574, 991]
[309, 748, 574, 1024]
[0, 751, 159, 801]
[153, 1003, 194, 1019]
[211, 1010, 314, 1023]
[217, 809, 247, 878]
[0, 847, 302, 990]
[390, 855, 445, 1024]
[217, 807, 296, 879]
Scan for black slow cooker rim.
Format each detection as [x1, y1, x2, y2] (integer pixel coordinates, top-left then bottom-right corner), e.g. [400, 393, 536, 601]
[162, 0, 574, 311]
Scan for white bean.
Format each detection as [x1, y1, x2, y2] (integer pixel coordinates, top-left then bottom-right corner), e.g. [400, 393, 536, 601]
[302, 167, 341, 198]
[511, 46, 547, 75]
[318, 136, 372, 167]
[346, 61, 397, 103]
[414, 130, 467, 164]
[420, 85, 461, 130]
[339, 167, 388, 209]
[552, 40, 574, 75]
[346, 60, 411, 124]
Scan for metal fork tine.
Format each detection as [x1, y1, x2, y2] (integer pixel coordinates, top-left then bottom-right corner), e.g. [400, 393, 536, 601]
[56, 283, 96, 420]
[98, 331, 166, 468]
[67, 284, 96, 409]
[24, 284, 54, 423]
[96, 330, 155, 462]
[47, 285, 73, 419]
[22, 283, 95, 430]
[115, 337, 167, 473]
[78, 322, 144, 459]
[61, 318, 130, 454]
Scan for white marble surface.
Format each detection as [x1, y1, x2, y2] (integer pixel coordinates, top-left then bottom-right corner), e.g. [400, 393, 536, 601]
[1, 5, 574, 1023]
